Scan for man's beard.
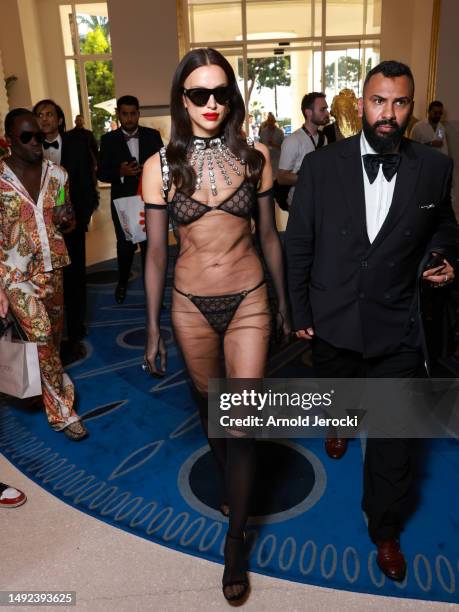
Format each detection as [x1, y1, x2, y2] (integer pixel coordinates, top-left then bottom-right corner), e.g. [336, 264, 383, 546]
[362, 111, 409, 154]
[311, 113, 328, 127]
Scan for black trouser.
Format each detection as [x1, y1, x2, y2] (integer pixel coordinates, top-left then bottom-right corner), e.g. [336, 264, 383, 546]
[110, 200, 147, 286]
[312, 336, 424, 542]
[64, 225, 87, 343]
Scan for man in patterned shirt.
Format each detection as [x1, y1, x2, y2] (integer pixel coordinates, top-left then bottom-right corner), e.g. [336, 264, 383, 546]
[0, 109, 87, 440]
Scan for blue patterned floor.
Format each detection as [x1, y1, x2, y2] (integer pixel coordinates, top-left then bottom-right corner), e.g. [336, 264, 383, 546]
[0, 254, 458, 603]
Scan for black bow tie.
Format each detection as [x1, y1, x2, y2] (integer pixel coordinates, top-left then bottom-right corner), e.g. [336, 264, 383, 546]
[43, 140, 59, 150]
[124, 133, 139, 141]
[362, 153, 400, 184]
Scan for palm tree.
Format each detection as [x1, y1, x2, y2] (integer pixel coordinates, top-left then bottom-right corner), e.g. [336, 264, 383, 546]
[76, 14, 110, 44]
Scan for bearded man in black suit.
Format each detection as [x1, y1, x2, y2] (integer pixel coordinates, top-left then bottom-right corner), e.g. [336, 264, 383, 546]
[34, 99, 99, 364]
[286, 61, 459, 581]
[98, 95, 163, 303]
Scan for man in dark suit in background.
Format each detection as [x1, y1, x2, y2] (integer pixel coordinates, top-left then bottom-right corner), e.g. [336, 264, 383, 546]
[286, 61, 458, 581]
[34, 99, 99, 364]
[98, 95, 163, 303]
[67, 113, 99, 164]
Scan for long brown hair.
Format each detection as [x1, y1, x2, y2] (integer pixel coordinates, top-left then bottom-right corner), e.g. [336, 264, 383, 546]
[167, 48, 264, 195]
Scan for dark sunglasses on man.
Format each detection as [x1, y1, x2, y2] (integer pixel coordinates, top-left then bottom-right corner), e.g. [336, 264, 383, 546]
[182, 86, 231, 107]
[19, 130, 46, 145]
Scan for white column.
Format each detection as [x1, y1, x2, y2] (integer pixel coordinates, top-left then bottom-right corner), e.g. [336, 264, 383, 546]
[0, 49, 9, 135]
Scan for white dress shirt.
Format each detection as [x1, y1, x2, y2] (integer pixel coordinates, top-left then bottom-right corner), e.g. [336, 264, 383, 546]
[43, 133, 62, 165]
[122, 128, 139, 161]
[360, 133, 397, 243]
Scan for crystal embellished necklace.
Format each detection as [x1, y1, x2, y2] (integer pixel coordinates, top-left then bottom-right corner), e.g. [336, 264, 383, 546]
[189, 135, 245, 196]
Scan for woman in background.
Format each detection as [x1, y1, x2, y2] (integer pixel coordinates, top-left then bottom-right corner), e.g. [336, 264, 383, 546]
[259, 112, 284, 179]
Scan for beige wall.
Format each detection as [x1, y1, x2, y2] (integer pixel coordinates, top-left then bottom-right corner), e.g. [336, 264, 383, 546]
[437, 0, 459, 207]
[35, 0, 74, 124]
[380, 0, 434, 119]
[0, 51, 10, 133]
[108, 0, 179, 108]
[381, 0, 413, 65]
[408, 0, 434, 119]
[0, 0, 69, 113]
[17, 0, 48, 103]
[0, 0, 32, 108]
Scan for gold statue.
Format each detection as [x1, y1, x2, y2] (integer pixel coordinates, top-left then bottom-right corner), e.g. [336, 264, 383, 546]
[330, 88, 361, 140]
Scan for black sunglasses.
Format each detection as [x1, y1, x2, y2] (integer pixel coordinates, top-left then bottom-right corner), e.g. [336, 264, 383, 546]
[182, 86, 231, 107]
[19, 130, 46, 145]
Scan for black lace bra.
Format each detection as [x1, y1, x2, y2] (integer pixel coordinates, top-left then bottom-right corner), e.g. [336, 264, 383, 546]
[144, 141, 272, 225]
[169, 180, 256, 225]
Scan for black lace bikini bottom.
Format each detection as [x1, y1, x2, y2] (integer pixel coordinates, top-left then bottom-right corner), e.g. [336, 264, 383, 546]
[174, 280, 266, 335]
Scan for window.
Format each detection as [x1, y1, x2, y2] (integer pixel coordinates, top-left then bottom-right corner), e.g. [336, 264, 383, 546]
[183, 0, 380, 132]
[60, 3, 114, 141]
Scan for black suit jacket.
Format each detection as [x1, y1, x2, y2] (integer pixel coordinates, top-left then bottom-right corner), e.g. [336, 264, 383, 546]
[285, 134, 459, 359]
[60, 131, 98, 228]
[322, 123, 337, 144]
[67, 127, 98, 162]
[97, 126, 163, 201]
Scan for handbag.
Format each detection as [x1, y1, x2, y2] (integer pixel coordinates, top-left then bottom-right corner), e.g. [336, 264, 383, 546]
[113, 195, 147, 244]
[0, 315, 42, 399]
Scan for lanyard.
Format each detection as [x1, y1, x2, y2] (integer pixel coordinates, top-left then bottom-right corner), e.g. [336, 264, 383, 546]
[302, 126, 324, 150]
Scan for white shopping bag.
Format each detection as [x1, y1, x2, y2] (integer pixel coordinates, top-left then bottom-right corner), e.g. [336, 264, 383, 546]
[113, 195, 147, 243]
[0, 321, 41, 399]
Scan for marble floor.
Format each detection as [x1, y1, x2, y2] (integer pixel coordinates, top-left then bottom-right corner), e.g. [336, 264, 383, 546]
[1, 191, 455, 611]
[86, 187, 116, 267]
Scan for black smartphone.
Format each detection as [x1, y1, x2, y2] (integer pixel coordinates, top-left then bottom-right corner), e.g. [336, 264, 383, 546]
[425, 253, 446, 271]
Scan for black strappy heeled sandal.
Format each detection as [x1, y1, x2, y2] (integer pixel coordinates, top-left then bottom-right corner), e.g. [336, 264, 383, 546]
[222, 533, 250, 606]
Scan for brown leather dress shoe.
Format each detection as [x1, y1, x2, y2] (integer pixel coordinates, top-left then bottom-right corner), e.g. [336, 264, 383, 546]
[325, 437, 348, 459]
[376, 540, 406, 581]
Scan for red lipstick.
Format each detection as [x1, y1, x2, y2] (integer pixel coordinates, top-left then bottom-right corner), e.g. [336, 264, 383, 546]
[203, 113, 219, 121]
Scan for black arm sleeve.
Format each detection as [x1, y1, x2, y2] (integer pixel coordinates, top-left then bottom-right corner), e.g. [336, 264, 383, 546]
[285, 156, 315, 331]
[256, 188, 289, 316]
[144, 206, 169, 330]
[428, 158, 459, 264]
[97, 134, 121, 184]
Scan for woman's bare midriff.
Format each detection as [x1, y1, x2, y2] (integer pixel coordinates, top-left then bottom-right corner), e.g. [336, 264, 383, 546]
[173, 210, 264, 295]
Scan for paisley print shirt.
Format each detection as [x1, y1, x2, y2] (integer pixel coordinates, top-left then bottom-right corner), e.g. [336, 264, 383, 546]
[0, 159, 71, 288]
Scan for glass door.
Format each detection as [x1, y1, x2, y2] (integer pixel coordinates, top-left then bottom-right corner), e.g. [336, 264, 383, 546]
[60, 3, 114, 138]
[324, 40, 380, 101]
[246, 45, 317, 135]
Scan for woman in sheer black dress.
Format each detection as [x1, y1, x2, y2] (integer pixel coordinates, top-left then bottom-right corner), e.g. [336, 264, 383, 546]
[142, 48, 290, 605]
